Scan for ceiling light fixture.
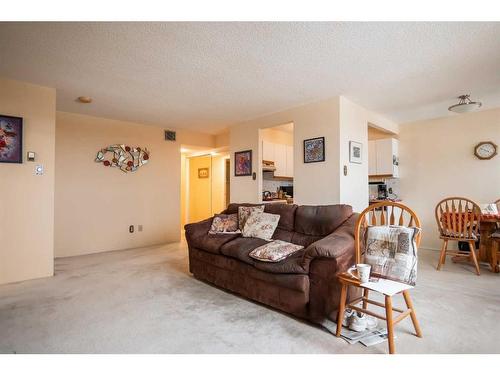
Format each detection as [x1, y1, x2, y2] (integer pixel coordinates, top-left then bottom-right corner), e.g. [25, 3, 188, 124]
[77, 96, 93, 104]
[448, 94, 482, 113]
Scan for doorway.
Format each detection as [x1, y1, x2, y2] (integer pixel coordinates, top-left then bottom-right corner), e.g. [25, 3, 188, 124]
[180, 149, 230, 232]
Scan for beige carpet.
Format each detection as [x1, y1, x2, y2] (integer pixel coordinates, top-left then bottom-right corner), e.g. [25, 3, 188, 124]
[0, 242, 498, 354]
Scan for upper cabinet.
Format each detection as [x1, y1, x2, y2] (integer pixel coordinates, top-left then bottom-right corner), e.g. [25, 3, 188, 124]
[368, 138, 399, 178]
[262, 141, 293, 178]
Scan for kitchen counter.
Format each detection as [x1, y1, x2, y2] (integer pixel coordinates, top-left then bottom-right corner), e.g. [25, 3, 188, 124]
[262, 199, 289, 204]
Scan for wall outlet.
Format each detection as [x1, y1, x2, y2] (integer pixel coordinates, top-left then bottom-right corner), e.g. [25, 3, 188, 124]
[129, 225, 134, 233]
[138, 225, 143, 232]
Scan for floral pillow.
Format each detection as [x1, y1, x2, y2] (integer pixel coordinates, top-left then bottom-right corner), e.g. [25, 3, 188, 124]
[364, 225, 421, 286]
[238, 205, 265, 231]
[209, 214, 241, 234]
[242, 212, 280, 241]
[250, 240, 304, 262]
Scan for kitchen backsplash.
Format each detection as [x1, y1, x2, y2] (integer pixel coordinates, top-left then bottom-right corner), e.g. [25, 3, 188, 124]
[262, 179, 293, 193]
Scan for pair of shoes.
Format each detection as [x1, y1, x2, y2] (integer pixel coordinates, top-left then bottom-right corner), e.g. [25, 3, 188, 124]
[341, 308, 355, 327]
[349, 312, 378, 332]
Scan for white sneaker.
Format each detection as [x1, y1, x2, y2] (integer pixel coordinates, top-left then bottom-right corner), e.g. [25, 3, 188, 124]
[349, 312, 378, 332]
[349, 312, 367, 332]
[341, 308, 356, 327]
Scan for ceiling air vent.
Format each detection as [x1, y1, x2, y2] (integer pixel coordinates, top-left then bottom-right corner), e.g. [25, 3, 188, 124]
[165, 130, 176, 141]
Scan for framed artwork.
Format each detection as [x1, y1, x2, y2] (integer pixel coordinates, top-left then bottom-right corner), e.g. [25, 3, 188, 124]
[234, 150, 252, 176]
[0, 115, 23, 163]
[349, 141, 362, 164]
[303, 137, 325, 163]
[198, 167, 209, 178]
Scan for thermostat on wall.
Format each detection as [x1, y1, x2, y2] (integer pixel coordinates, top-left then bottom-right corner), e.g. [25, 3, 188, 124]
[35, 164, 44, 176]
[27, 151, 36, 162]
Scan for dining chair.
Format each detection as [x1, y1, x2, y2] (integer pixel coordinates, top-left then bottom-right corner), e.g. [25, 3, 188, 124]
[490, 198, 500, 273]
[336, 201, 423, 354]
[435, 197, 481, 275]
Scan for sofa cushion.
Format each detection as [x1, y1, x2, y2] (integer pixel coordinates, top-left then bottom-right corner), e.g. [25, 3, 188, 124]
[291, 232, 323, 248]
[264, 204, 298, 231]
[294, 204, 353, 236]
[220, 237, 269, 265]
[253, 248, 308, 275]
[272, 228, 294, 242]
[190, 232, 241, 254]
[225, 203, 298, 233]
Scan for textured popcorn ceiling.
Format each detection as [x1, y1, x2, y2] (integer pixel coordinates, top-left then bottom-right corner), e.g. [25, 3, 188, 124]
[0, 22, 499, 134]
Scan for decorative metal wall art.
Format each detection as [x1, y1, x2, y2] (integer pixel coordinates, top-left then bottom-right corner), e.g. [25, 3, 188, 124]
[95, 144, 150, 173]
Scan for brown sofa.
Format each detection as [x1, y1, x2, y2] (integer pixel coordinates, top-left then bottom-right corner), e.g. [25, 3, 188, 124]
[184, 203, 359, 326]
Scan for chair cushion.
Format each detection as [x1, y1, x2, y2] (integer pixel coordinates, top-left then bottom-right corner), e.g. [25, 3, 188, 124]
[492, 229, 500, 239]
[364, 225, 420, 286]
[294, 205, 353, 236]
[220, 237, 269, 265]
[250, 240, 304, 262]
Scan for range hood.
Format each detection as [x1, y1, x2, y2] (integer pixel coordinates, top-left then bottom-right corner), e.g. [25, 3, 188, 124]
[262, 160, 276, 172]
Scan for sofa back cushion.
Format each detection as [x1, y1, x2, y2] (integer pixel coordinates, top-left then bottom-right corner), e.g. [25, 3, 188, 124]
[225, 203, 298, 232]
[294, 205, 353, 237]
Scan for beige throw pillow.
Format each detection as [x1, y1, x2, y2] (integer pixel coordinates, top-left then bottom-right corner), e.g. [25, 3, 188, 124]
[242, 212, 280, 241]
[250, 240, 304, 262]
[238, 205, 265, 231]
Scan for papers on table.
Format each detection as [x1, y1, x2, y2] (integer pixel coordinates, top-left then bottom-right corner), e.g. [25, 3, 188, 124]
[360, 278, 413, 296]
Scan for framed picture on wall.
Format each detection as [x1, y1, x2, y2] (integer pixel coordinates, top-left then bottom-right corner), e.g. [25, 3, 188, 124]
[303, 137, 325, 163]
[234, 150, 252, 176]
[0, 114, 23, 164]
[198, 167, 209, 178]
[349, 141, 362, 164]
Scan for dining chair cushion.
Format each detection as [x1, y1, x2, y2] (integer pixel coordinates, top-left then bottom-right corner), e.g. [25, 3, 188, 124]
[364, 225, 421, 286]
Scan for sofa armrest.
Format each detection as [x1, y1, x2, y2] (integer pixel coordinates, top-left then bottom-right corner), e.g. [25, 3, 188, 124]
[303, 213, 358, 263]
[184, 217, 213, 243]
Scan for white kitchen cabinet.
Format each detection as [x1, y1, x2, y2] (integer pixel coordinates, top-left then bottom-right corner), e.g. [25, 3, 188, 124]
[368, 141, 377, 176]
[285, 145, 294, 177]
[262, 140, 275, 162]
[273, 143, 287, 177]
[369, 138, 399, 177]
[262, 140, 293, 178]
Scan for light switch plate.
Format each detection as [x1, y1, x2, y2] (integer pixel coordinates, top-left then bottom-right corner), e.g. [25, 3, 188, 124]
[27, 151, 36, 162]
[35, 165, 44, 175]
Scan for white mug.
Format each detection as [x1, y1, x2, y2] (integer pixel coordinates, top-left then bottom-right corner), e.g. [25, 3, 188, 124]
[347, 263, 371, 283]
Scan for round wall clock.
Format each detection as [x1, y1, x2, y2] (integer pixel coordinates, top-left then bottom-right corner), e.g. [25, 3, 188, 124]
[474, 141, 498, 160]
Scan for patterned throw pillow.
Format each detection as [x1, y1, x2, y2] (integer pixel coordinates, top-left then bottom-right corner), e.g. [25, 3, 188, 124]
[238, 205, 265, 231]
[242, 212, 280, 241]
[250, 240, 304, 262]
[364, 225, 421, 286]
[208, 214, 240, 234]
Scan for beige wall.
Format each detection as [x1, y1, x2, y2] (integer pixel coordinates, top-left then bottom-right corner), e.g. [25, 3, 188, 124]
[55, 111, 214, 257]
[229, 96, 397, 211]
[0, 78, 56, 284]
[260, 127, 293, 146]
[230, 97, 341, 205]
[399, 108, 500, 250]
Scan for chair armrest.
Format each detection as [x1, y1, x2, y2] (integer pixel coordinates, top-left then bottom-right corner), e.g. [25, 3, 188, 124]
[303, 213, 358, 263]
